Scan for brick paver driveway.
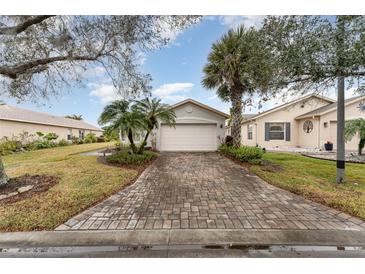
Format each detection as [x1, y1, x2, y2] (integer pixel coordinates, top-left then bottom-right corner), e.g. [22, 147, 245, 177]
[58, 152, 365, 231]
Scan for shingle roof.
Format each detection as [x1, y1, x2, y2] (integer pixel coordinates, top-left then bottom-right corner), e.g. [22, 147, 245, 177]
[0, 104, 102, 131]
[296, 95, 365, 119]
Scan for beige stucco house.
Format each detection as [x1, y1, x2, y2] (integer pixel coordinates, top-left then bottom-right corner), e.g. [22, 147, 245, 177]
[0, 104, 102, 141]
[145, 98, 228, 151]
[227, 94, 365, 151]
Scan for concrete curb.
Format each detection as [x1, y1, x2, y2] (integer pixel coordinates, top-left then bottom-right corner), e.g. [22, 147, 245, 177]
[0, 229, 364, 248]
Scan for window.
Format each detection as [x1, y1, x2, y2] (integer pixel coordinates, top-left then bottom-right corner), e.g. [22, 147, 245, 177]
[268, 123, 285, 140]
[79, 130, 85, 139]
[67, 129, 72, 140]
[247, 124, 253, 140]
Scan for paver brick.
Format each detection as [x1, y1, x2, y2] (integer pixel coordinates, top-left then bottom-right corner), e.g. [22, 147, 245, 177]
[59, 152, 364, 231]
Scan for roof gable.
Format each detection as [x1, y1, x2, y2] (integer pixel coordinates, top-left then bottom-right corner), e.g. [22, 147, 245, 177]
[0, 104, 102, 131]
[241, 94, 335, 123]
[170, 98, 229, 118]
[295, 95, 365, 119]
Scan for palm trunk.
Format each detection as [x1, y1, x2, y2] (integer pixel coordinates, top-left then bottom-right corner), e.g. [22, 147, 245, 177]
[119, 129, 123, 144]
[127, 129, 137, 154]
[0, 155, 9, 186]
[137, 130, 150, 154]
[359, 139, 365, 156]
[230, 89, 243, 148]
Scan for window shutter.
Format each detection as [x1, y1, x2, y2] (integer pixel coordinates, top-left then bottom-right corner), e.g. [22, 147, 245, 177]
[285, 122, 291, 141]
[265, 123, 270, 141]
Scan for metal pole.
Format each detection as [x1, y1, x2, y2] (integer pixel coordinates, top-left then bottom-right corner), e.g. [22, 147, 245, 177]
[336, 76, 345, 183]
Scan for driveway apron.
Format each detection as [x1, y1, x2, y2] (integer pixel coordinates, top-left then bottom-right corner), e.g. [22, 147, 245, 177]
[57, 152, 365, 231]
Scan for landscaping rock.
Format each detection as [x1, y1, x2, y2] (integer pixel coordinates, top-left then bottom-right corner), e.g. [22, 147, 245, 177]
[7, 192, 18, 198]
[0, 194, 7, 200]
[17, 185, 34, 193]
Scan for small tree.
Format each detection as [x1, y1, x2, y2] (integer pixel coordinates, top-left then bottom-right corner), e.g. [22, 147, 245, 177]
[345, 118, 365, 155]
[202, 26, 274, 147]
[262, 15, 365, 183]
[98, 100, 146, 154]
[133, 97, 176, 153]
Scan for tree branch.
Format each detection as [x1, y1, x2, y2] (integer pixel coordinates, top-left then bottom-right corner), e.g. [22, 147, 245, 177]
[0, 53, 104, 79]
[0, 16, 54, 35]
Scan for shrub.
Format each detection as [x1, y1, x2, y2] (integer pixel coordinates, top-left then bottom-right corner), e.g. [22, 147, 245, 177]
[30, 140, 57, 150]
[0, 139, 22, 155]
[106, 150, 157, 165]
[96, 136, 105, 143]
[44, 132, 59, 141]
[58, 139, 69, 146]
[219, 144, 264, 162]
[225, 135, 234, 146]
[84, 133, 97, 143]
[71, 136, 84, 144]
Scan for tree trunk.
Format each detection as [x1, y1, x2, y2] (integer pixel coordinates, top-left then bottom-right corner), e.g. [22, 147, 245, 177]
[336, 16, 346, 184]
[127, 129, 137, 154]
[336, 76, 345, 183]
[230, 89, 243, 148]
[0, 155, 9, 186]
[119, 129, 123, 144]
[137, 130, 150, 154]
[359, 138, 365, 156]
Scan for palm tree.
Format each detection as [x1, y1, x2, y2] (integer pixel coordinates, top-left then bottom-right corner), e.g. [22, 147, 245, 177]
[98, 100, 145, 153]
[65, 114, 83, 120]
[202, 26, 273, 147]
[133, 97, 176, 153]
[345, 118, 365, 155]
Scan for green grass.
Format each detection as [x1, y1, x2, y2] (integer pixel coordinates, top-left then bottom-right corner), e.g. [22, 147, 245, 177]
[0, 142, 138, 231]
[250, 152, 365, 219]
[106, 150, 158, 165]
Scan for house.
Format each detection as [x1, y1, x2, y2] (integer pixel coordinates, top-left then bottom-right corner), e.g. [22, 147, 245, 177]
[235, 94, 365, 151]
[0, 104, 103, 141]
[149, 98, 228, 151]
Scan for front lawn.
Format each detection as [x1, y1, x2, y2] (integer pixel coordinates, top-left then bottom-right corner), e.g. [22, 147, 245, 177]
[0, 142, 139, 231]
[250, 152, 365, 220]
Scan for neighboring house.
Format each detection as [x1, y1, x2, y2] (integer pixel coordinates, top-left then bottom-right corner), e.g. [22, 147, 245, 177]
[236, 94, 365, 151]
[0, 104, 102, 141]
[149, 98, 228, 151]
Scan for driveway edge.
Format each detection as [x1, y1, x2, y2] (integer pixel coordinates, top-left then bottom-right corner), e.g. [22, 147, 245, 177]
[0, 229, 364, 248]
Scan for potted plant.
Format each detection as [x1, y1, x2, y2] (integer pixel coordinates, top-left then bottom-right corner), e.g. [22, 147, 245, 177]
[324, 141, 333, 151]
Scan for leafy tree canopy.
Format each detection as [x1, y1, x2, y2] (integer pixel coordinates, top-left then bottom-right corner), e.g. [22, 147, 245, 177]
[0, 15, 201, 101]
[262, 16, 365, 97]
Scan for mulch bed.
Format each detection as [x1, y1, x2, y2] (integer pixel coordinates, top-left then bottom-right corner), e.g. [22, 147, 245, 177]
[219, 152, 283, 172]
[0, 175, 59, 206]
[97, 154, 158, 175]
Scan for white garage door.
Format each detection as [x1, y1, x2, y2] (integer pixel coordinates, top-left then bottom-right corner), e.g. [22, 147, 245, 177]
[160, 124, 217, 151]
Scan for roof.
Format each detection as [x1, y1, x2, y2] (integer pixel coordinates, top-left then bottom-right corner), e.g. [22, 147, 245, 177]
[0, 104, 102, 131]
[170, 98, 229, 118]
[296, 95, 365, 119]
[241, 94, 335, 124]
[225, 114, 257, 128]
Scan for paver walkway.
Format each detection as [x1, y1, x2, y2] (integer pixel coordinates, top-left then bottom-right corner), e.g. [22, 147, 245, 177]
[57, 152, 365, 231]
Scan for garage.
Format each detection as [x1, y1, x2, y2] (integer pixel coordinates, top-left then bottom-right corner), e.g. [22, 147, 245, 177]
[151, 98, 228, 151]
[160, 123, 217, 151]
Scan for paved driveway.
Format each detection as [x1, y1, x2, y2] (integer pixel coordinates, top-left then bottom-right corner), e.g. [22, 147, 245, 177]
[57, 152, 365, 231]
